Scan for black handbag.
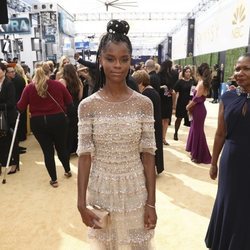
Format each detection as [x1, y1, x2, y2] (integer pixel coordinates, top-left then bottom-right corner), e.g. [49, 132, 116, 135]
[0, 104, 9, 138]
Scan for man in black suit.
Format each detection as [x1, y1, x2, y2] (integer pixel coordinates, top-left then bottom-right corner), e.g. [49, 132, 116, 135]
[144, 59, 161, 93]
[6, 65, 27, 151]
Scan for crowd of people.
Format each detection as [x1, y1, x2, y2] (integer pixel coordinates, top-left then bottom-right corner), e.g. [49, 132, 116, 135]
[1, 18, 249, 249]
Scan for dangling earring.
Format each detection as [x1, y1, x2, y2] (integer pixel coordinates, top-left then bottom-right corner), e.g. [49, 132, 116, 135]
[99, 65, 103, 71]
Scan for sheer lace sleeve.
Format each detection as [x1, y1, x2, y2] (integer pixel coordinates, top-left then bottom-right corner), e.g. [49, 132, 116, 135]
[76, 98, 95, 156]
[139, 97, 156, 155]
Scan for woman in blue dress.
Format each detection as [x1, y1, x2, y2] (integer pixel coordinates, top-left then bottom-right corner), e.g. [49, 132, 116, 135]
[205, 53, 250, 249]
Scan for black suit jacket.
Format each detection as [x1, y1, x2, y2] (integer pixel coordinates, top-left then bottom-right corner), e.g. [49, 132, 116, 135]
[12, 74, 26, 103]
[149, 71, 161, 93]
[0, 78, 17, 127]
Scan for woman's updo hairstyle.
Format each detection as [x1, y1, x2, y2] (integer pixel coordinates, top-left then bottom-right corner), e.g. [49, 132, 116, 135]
[94, 19, 133, 91]
[197, 63, 212, 92]
[107, 19, 130, 35]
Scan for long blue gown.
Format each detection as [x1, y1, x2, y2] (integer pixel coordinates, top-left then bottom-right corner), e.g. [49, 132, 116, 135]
[205, 89, 250, 250]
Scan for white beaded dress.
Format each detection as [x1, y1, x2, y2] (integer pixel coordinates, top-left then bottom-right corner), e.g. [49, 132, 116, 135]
[77, 90, 156, 250]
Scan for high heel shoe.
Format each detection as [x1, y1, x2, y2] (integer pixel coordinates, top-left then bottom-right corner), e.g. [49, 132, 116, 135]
[191, 158, 200, 164]
[7, 165, 19, 175]
[8, 169, 17, 175]
[174, 133, 178, 141]
[50, 180, 58, 188]
[64, 171, 72, 178]
[163, 139, 170, 146]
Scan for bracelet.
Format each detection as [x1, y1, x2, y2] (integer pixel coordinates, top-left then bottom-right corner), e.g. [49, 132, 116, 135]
[146, 203, 156, 209]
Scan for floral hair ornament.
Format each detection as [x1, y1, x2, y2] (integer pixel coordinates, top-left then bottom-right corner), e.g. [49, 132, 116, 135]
[236, 86, 250, 99]
[107, 19, 130, 35]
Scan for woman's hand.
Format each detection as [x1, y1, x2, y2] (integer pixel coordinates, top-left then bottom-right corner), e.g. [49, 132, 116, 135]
[186, 104, 192, 112]
[228, 85, 236, 91]
[77, 205, 102, 229]
[186, 100, 195, 112]
[209, 165, 218, 180]
[144, 205, 157, 230]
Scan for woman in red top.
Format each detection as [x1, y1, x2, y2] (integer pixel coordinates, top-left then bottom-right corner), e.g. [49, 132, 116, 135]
[17, 63, 73, 188]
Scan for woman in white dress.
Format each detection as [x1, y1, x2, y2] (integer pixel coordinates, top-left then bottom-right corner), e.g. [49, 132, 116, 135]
[77, 19, 157, 249]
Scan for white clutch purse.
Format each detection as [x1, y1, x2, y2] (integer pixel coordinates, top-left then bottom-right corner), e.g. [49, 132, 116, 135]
[87, 205, 110, 228]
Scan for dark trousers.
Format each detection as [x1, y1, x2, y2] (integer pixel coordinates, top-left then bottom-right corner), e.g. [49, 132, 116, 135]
[212, 84, 220, 101]
[0, 131, 19, 167]
[30, 113, 70, 181]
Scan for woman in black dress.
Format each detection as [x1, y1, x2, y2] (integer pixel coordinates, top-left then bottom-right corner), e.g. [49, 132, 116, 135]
[132, 69, 164, 174]
[158, 59, 178, 145]
[59, 63, 83, 154]
[173, 66, 196, 140]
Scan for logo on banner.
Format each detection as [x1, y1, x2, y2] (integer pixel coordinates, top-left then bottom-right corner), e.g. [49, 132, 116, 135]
[232, 3, 246, 38]
[0, 18, 31, 34]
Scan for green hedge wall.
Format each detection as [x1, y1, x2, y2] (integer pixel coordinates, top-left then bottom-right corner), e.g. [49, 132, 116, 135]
[210, 52, 219, 67]
[224, 47, 247, 81]
[195, 53, 211, 66]
[174, 46, 247, 80]
[185, 56, 193, 66]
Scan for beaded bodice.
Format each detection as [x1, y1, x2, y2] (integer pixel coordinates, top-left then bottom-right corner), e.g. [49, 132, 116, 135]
[77, 90, 156, 167]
